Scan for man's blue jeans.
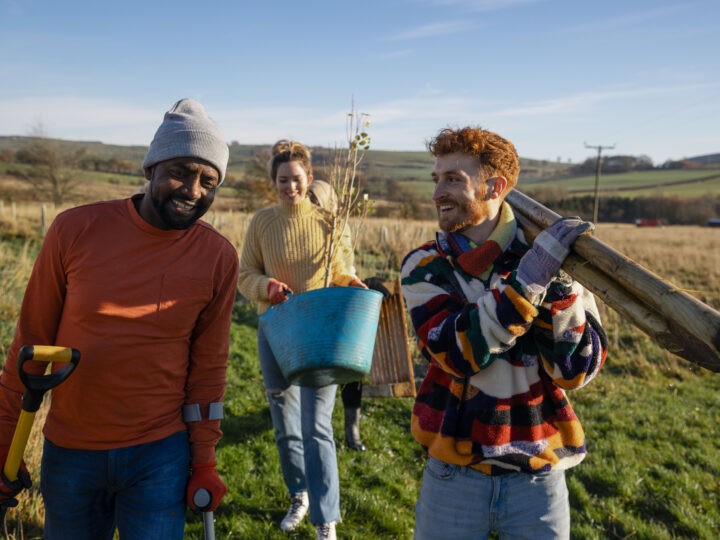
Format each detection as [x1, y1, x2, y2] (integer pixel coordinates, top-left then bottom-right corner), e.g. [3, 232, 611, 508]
[41, 431, 190, 540]
[258, 326, 340, 526]
[414, 457, 570, 540]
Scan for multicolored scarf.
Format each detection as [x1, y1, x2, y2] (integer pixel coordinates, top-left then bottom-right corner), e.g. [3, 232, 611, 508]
[436, 202, 517, 280]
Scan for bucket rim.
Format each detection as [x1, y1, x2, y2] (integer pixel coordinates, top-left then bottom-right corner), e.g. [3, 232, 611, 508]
[259, 286, 383, 321]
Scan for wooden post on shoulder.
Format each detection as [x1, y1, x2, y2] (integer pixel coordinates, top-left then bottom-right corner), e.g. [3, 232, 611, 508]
[506, 189, 720, 372]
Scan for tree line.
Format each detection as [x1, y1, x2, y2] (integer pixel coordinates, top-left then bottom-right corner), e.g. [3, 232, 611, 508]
[569, 154, 717, 175]
[2, 138, 719, 224]
[529, 190, 720, 226]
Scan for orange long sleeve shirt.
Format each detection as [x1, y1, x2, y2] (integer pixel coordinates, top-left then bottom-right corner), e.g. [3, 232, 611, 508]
[0, 197, 239, 465]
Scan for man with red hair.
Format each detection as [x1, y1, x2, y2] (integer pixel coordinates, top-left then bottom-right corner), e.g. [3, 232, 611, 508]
[401, 126, 607, 539]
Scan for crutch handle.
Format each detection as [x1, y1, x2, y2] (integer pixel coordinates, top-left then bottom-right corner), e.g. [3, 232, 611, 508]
[193, 488, 216, 540]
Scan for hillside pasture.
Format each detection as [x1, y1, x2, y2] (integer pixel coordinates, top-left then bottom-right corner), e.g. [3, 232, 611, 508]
[0, 204, 719, 539]
[0, 162, 144, 204]
[394, 169, 720, 200]
[524, 169, 720, 197]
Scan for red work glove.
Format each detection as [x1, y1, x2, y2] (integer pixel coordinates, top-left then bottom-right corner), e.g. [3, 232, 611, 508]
[0, 445, 32, 510]
[267, 278, 291, 305]
[186, 462, 227, 512]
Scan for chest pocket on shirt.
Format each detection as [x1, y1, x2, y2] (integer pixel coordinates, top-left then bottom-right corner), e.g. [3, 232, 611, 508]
[157, 273, 213, 334]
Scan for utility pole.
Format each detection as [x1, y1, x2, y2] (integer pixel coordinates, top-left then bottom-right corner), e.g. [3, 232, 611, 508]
[584, 142, 615, 223]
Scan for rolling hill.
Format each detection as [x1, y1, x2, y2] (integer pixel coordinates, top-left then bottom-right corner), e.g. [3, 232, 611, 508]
[2, 135, 719, 205]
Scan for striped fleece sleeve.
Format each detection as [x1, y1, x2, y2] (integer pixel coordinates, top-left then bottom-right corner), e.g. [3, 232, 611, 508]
[530, 278, 607, 389]
[401, 245, 538, 378]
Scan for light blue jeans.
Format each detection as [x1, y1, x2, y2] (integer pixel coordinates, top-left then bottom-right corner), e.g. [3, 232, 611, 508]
[40, 431, 189, 540]
[414, 457, 570, 540]
[258, 326, 340, 525]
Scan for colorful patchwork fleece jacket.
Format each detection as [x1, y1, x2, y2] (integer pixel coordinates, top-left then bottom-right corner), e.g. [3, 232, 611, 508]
[401, 202, 608, 475]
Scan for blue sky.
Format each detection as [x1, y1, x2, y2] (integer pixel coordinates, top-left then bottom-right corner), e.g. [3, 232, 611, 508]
[1, 0, 718, 165]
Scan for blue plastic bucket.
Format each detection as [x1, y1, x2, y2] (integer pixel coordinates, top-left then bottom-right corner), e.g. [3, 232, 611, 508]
[258, 287, 383, 387]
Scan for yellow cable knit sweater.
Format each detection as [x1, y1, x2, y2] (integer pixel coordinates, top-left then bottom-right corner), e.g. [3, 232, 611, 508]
[237, 198, 356, 314]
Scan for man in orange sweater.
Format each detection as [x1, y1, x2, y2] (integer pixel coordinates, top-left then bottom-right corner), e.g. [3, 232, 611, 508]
[0, 98, 239, 538]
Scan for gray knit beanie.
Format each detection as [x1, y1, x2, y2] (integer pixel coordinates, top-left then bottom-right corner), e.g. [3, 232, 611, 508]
[143, 98, 229, 185]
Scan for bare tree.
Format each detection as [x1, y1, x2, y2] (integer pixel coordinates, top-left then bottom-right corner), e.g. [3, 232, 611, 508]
[10, 124, 84, 205]
[320, 104, 372, 287]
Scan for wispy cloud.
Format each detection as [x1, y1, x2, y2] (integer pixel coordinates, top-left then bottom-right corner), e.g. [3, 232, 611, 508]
[0, 97, 160, 142]
[487, 83, 719, 119]
[0, 97, 156, 126]
[185, 79, 713, 160]
[0, 80, 716, 161]
[377, 48, 414, 59]
[569, 5, 688, 33]
[388, 20, 476, 41]
[411, 0, 544, 12]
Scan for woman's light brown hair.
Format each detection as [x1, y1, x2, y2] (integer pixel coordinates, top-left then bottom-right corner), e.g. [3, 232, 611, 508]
[268, 139, 313, 182]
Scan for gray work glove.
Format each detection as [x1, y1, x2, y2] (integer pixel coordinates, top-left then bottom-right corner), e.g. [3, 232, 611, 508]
[516, 217, 594, 301]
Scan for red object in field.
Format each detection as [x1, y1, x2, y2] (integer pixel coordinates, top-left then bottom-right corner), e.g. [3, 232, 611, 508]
[635, 218, 663, 227]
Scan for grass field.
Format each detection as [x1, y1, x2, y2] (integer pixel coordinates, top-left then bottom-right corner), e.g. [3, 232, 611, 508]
[1, 203, 719, 539]
[7, 135, 719, 203]
[0, 136, 574, 185]
[397, 169, 720, 200]
[523, 169, 720, 198]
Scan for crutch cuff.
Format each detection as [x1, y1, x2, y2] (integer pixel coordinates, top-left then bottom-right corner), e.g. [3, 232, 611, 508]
[208, 402, 223, 420]
[183, 402, 224, 422]
[183, 404, 202, 422]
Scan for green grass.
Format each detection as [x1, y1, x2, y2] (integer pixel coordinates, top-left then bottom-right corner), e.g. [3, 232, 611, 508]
[568, 366, 720, 539]
[176, 302, 720, 539]
[605, 175, 720, 198]
[395, 169, 720, 200]
[1, 212, 719, 538]
[183, 312, 421, 539]
[0, 161, 142, 187]
[3, 136, 720, 202]
[524, 169, 720, 196]
[3, 303, 716, 539]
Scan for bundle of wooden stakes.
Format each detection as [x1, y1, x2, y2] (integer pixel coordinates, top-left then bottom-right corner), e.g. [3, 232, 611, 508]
[506, 190, 720, 372]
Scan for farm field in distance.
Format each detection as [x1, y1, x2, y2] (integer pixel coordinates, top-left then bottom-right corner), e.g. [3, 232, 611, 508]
[0, 135, 719, 538]
[2, 136, 720, 206]
[1, 197, 719, 538]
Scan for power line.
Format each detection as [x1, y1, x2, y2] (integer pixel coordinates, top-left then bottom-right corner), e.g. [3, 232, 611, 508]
[584, 142, 616, 223]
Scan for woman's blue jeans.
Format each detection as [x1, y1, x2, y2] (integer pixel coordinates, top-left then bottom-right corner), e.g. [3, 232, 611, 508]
[258, 325, 340, 525]
[40, 431, 190, 539]
[414, 457, 570, 540]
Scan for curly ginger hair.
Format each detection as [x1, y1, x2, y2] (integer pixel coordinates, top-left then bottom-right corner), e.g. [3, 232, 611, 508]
[427, 126, 520, 191]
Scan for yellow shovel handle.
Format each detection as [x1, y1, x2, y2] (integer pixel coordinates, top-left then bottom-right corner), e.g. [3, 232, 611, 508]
[3, 411, 35, 482]
[28, 345, 74, 363]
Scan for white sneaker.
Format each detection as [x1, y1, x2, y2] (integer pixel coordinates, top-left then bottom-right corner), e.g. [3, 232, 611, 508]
[316, 521, 336, 540]
[280, 491, 309, 532]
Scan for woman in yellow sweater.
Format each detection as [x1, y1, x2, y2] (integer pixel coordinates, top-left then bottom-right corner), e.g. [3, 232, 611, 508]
[237, 140, 362, 540]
